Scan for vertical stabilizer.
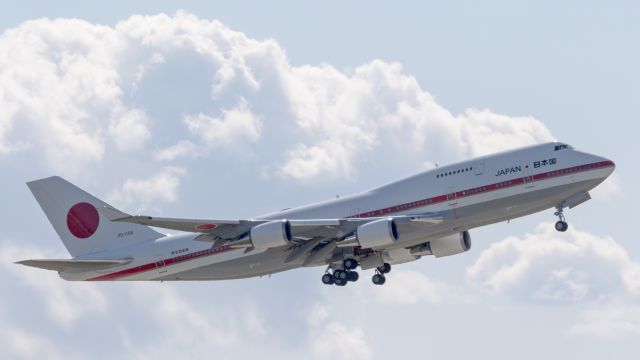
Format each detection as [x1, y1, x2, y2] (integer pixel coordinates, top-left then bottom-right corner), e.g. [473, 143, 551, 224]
[27, 176, 163, 257]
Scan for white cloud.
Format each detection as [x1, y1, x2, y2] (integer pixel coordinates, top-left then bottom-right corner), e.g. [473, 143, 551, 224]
[466, 223, 640, 303]
[0, 17, 120, 174]
[591, 172, 622, 200]
[279, 60, 555, 181]
[107, 166, 185, 210]
[0, 12, 554, 183]
[155, 140, 199, 161]
[373, 269, 473, 305]
[307, 305, 372, 360]
[1, 327, 67, 360]
[569, 302, 640, 339]
[108, 108, 152, 151]
[281, 143, 354, 180]
[184, 100, 262, 146]
[0, 242, 106, 329]
[132, 285, 239, 346]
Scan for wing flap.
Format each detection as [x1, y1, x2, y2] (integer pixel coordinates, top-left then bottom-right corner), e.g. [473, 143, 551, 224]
[16, 259, 132, 272]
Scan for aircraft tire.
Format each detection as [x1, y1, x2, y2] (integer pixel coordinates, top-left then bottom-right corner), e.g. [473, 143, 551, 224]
[377, 263, 391, 274]
[555, 221, 568, 232]
[334, 269, 348, 281]
[343, 258, 358, 270]
[335, 278, 347, 286]
[372, 274, 385, 285]
[322, 273, 335, 285]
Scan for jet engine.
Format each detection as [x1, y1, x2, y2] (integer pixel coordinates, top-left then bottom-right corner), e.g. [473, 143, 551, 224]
[384, 248, 420, 264]
[245, 220, 292, 248]
[410, 231, 471, 258]
[351, 218, 399, 249]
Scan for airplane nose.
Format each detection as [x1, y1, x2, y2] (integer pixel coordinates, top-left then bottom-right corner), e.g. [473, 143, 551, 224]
[594, 154, 615, 176]
[575, 150, 615, 177]
[597, 155, 615, 168]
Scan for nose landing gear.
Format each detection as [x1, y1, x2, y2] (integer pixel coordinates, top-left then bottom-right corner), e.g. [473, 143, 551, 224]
[554, 205, 568, 232]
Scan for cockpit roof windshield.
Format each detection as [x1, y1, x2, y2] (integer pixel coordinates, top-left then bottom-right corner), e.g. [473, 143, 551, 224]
[554, 143, 573, 151]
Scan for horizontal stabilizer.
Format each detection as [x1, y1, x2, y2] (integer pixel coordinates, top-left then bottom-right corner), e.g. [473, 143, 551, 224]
[16, 258, 132, 272]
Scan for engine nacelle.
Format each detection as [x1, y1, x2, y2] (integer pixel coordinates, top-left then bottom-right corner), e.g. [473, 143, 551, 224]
[411, 231, 471, 258]
[249, 220, 292, 248]
[384, 248, 420, 264]
[355, 218, 399, 249]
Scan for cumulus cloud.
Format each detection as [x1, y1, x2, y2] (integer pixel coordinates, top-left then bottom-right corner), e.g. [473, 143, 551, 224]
[0, 242, 106, 329]
[569, 302, 640, 339]
[155, 140, 199, 161]
[107, 166, 185, 211]
[0, 11, 553, 184]
[0, 328, 68, 360]
[372, 269, 473, 305]
[108, 108, 152, 151]
[307, 305, 372, 360]
[279, 60, 554, 180]
[183, 100, 262, 147]
[591, 172, 622, 200]
[0, 240, 275, 359]
[466, 223, 640, 303]
[124, 285, 240, 358]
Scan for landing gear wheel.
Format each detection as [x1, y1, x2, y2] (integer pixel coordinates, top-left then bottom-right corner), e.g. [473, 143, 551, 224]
[334, 278, 347, 286]
[555, 221, 568, 232]
[333, 269, 348, 281]
[348, 271, 359, 282]
[322, 273, 335, 285]
[343, 258, 358, 270]
[372, 273, 386, 285]
[377, 263, 391, 274]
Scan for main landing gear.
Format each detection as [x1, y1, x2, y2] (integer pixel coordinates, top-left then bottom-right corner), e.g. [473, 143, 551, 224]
[321, 258, 360, 287]
[320, 258, 392, 286]
[554, 205, 569, 232]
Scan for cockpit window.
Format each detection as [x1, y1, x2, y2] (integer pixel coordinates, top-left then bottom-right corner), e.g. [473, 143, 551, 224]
[554, 144, 572, 151]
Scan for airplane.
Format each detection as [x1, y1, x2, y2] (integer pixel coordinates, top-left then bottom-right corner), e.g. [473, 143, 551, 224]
[17, 142, 615, 286]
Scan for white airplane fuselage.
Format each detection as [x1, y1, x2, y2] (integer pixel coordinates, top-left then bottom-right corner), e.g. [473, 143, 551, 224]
[58, 142, 614, 281]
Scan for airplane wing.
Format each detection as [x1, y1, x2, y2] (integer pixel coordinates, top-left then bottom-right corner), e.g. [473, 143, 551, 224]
[99, 206, 444, 265]
[100, 206, 442, 241]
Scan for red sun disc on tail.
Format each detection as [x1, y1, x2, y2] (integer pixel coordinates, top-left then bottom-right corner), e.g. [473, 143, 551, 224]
[67, 202, 100, 239]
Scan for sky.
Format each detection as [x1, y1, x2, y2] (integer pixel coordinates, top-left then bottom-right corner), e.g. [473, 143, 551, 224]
[0, 1, 639, 359]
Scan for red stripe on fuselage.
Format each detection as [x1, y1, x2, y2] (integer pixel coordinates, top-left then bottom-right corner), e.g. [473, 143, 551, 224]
[86, 160, 613, 281]
[88, 244, 236, 281]
[349, 160, 614, 218]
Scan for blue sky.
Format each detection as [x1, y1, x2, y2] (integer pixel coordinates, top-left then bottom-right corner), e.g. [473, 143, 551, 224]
[1, 1, 638, 359]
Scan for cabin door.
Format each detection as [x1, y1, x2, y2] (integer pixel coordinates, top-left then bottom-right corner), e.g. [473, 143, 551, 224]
[474, 160, 485, 175]
[523, 167, 535, 189]
[154, 255, 167, 275]
[447, 186, 459, 218]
